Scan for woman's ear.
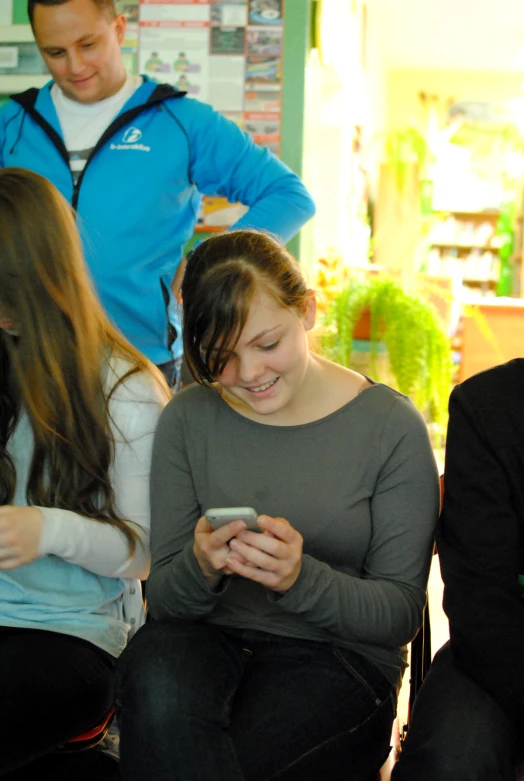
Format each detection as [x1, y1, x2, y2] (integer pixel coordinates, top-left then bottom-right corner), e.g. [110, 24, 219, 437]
[303, 291, 317, 332]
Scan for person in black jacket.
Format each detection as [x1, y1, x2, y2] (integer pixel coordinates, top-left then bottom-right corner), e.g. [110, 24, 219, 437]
[392, 359, 524, 781]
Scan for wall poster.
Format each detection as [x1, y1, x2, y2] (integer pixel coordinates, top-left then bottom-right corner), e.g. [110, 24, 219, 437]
[137, 0, 285, 229]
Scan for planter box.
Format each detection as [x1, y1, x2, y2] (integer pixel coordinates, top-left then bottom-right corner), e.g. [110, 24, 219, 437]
[353, 308, 372, 340]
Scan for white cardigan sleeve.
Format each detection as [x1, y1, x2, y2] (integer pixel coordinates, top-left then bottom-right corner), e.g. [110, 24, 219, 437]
[37, 362, 167, 579]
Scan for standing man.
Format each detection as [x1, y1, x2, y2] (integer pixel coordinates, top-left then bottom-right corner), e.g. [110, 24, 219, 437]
[0, 0, 315, 385]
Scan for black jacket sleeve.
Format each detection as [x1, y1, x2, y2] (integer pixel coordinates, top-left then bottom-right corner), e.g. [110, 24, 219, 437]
[438, 365, 524, 723]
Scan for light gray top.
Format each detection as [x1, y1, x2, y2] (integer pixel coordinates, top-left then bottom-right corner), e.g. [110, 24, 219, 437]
[148, 381, 439, 686]
[1, 357, 166, 656]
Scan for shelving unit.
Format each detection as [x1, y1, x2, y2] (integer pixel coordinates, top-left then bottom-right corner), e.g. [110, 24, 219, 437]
[0, 24, 48, 94]
[0, 74, 48, 91]
[513, 212, 524, 297]
[0, 24, 33, 42]
[426, 210, 501, 293]
[430, 243, 496, 251]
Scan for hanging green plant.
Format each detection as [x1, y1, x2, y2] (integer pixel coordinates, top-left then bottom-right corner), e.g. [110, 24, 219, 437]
[321, 276, 453, 424]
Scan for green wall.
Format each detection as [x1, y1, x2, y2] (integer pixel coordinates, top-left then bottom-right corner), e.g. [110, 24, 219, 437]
[281, 1, 310, 184]
[13, 0, 29, 24]
[280, 0, 312, 259]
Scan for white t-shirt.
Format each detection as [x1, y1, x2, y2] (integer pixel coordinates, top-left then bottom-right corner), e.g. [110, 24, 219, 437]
[51, 73, 143, 183]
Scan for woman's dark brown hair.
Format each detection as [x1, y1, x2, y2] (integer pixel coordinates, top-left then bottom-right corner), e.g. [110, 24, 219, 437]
[0, 168, 168, 552]
[181, 230, 310, 385]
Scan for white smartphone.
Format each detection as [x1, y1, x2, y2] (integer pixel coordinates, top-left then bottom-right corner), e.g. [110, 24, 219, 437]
[204, 507, 260, 532]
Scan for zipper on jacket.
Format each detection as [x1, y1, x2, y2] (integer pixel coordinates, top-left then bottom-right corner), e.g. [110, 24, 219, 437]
[71, 102, 161, 209]
[11, 83, 185, 211]
[71, 84, 185, 210]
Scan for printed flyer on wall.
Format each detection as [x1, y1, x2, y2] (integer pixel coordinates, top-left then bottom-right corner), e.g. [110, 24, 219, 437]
[139, 0, 211, 101]
[248, 0, 282, 26]
[244, 84, 280, 112]
[137, 0, 285, 228]
[210, 3, 247, 27]
[208, 55, 245, 111]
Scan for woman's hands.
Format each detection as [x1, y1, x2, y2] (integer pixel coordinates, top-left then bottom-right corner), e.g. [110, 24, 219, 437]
[193, 514, 303, 593]
[227, 515, 303, 593]
[0, 506, 43, 569]
[193, 516, 248, 586]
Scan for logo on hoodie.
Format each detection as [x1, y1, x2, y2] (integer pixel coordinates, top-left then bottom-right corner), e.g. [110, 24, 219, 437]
[110, 126, 150, 152]
[123, 127, 142, 143]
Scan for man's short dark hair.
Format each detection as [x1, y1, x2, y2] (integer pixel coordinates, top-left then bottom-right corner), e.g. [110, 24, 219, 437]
[28, 0, 117, 30]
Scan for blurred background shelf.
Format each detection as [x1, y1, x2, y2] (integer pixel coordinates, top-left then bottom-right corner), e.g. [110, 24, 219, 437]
[0, 74, 49, 91]
[0, 24, 33, 42]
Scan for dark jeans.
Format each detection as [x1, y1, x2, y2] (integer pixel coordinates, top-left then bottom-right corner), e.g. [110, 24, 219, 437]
[391, 642, 524, 781]
[116, 620, 396, 781]
[0, 626, 115, 777]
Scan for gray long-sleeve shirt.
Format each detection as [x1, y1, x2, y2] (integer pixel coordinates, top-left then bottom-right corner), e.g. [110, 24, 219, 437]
[148, 381, 439, 686]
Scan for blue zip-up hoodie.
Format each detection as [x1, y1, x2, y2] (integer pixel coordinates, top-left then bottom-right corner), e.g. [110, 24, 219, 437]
[0, 77, 316, 364]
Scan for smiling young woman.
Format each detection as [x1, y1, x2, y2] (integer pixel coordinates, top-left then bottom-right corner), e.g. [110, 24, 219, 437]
[115, 230, 440, 781]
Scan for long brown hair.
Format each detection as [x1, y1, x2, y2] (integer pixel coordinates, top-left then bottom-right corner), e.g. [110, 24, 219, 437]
[0, 168, 168, 552]
[182, 230, 310, 384]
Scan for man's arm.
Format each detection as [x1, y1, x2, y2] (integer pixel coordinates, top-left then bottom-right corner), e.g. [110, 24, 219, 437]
[438, 382, 524, 719]
[178, 99, 315, 243]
